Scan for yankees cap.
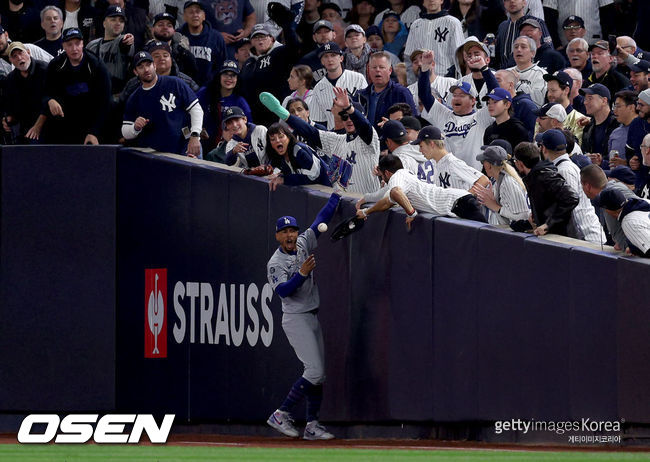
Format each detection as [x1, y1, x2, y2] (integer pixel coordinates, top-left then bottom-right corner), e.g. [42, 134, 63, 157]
[543, 71, 573, 90]
[562, 15, 585, 29]
[153, 12, 175, 26]
[276, 216, 299, 232]
[105, 5, 126, 18]
[250, 23, 272, 38]
[133, 51, 153, 67]
[312, 19, 334, 34]
[222, 106, 246, 123]
[629, 60, 650, 74]
[593, 188, 627, 211]
[144, 40, 171, 54]
[318, 41, 343, 58]
[62, 27, 83, 42]
[219, 59, 240, 75]
[381, 120, 407, 141]
[579, 83, 611, 101]
[411, 126, 443, 145]
[344, 24, 365, 37]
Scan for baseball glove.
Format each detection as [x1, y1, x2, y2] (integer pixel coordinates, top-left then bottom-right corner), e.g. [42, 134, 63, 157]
[242, 165, 274, 176]
[330, 215, 365, 241]
[327, 155, 353, 190]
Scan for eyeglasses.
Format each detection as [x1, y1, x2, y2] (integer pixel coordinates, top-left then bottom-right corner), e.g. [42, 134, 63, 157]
[563, 25, 582, 31]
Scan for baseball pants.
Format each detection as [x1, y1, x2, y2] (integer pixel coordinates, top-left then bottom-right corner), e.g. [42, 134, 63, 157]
[282, 311, 325, 385]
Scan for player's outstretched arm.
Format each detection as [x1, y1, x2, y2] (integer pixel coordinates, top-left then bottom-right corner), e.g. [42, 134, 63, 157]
[418, 51, 436, 112]
[309, 193, 341, 237]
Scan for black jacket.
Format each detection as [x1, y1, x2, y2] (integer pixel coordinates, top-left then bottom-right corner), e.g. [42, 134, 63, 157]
[58, 0, 99, 43]
[5, 59, 48, 135]
[581, 112, 619, 157]
[523, 159, 579, 235]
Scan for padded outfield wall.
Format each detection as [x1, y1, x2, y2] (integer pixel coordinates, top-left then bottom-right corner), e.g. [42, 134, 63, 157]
[1, 146, 650, 441]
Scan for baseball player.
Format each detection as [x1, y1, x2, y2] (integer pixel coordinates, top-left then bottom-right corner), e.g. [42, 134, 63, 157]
[403, 0, 463, 77]
[417, 50, 498, 170]
[413, 126, 490, 193]
[595, 187, 650, 257]
[538, 129, 606, 244]
[266, 192, 341, 440]
[260, 88, 381, 194]
[309, 41, 368, 130]
[224, 106, 268, 168]
[357, 152, 488, 227]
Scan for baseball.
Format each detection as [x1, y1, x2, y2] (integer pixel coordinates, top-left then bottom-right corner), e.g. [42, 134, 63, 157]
[318, 223, 328, 233]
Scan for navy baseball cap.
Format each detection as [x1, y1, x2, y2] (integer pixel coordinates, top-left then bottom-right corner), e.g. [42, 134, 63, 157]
[606, 166, 636, 185]
[411, 126, 443, 145]
[538, 129, 567, 151]
[383, 10, 400, 20]
[219, 59, 240, 75]
[365, 25, 382, 39]
[481, 139, 513, 155]
[183, 0, 204, 10]
[579, 83, 611, 101]
[400, 116, 421, 131]
[250, 23, 272, 38]
[563, 15, 585, 29]
[318, 2, 342, 16]
[543, 70, 573, 89]
[629, 60, 650, 74]
[313, 19, 334, 34]
[381, 120, 407, 141]
[133, 50, 153, 67]
[145, 40, 171, 54]
[481, 87, 513, 103]
[594, 188, 627, 210]
[222, 106, 246, 123]
[476, 145, 508, 165]
[276, 216, 299, 232]
[105, 5, 126, 18]
[318, 41, 343, 58]
[0, 25, 4, 34]
[449, 81, 476, 97]
[153, 12, 175, 26]
[62, 27, 83, 42]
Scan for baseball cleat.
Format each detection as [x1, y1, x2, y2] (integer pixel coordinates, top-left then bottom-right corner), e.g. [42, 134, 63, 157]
[303, 421, 334, 440]
[267, 410, 299, 438]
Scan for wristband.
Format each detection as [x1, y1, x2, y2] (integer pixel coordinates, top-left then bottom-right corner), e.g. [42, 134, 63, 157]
[360, 208, 368, 217]
[407, 208, 418, 217]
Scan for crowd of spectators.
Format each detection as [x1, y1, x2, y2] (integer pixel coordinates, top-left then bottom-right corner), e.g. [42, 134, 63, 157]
[1, 0, 649, 255]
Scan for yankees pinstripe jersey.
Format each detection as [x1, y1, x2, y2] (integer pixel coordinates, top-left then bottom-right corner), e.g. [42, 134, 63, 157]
[309, 70, 368, 130]
[267, 228, 319, 314]
[392, 143, 426, 175]
[508, 64, 547, 107]
[553, 154, 606, 244]
[374, 6, 421, 29]
[542, 0, 614, 45]
[225, 123, 269, 168]
[408, 75, 456, 109]
[621, 210, 650, 254]
[488, 172, 530, 225]
[432, 153, 483, 190]
[404, 13, 464, 77]
[386, 168, 469, 217]
[421, 101, 494, 171]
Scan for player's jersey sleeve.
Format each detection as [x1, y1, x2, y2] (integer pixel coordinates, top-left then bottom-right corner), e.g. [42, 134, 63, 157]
[299, 227, 318, 253]
[267, 255, 290, 291]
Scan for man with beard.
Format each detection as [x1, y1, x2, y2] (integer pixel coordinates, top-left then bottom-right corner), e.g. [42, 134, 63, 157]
[151, 12, 198, 80]
[0, 24, 53, 77]
[122, 51, 203, 157]
[543, 70, 585, 142]
[2, 42, 48, 144]
[586, 40, 630, 97]
[298, 19, 337, 84]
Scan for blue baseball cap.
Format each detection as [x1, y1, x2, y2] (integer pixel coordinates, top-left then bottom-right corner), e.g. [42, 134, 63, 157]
[381, 120, 407, 141]
[153, 12, 175, 26]
[62, 27, 83, 42]
[538, 129, 567, 151]
[449, 81, 476, 97]
[606, 166, 636, 185]
[222, 106, 246, 123]
[133, 50, 153, 67]
[629, 60, 650, 74]
[593, 188, 627, 210]
[543, 70, 573, 89]
[219, 59, 240, 75]
[579, 83, 611, 101]
[411, 126, 443, 145]
[276, 216, 299, 232]
[318, 41, 343, 58]
[183, 0, 205, 10]
[481, 87, 513, 103]
[481, 139, 513, 155]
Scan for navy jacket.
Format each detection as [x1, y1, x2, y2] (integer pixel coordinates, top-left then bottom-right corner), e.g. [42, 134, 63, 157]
[358, 80, 418, 133]
[178, 21, 226, 86]
[512, 91, 538, 140]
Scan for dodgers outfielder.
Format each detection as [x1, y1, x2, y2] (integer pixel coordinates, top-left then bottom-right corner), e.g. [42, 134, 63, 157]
[266, 192, 341, 441]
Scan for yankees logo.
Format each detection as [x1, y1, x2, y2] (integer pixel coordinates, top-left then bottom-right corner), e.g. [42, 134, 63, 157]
[257, 138, 265, 152]
[438, 172, 451, 188]
[347, 151, 357, 164]
[160, 93, 176, 112]
[323, 43, 331, 51]
[259, 56, 271, 69]
[434, 27, 450, 43]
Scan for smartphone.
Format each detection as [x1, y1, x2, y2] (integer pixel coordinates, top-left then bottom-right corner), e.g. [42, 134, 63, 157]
[608, 34, 617, 54]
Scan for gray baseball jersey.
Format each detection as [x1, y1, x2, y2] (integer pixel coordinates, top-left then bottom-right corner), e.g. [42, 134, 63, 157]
[488, 172, 530, 225]
[404, 14, 464, 77]
[310, 70, 368, 130]
[432, 152, 484, 190]
[542, 0, 614, 45]
[317, 128, 381, 194]
[553, 154, 606, 244]
[267, 228, 319, 314]
[385, 168, 469, 217]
